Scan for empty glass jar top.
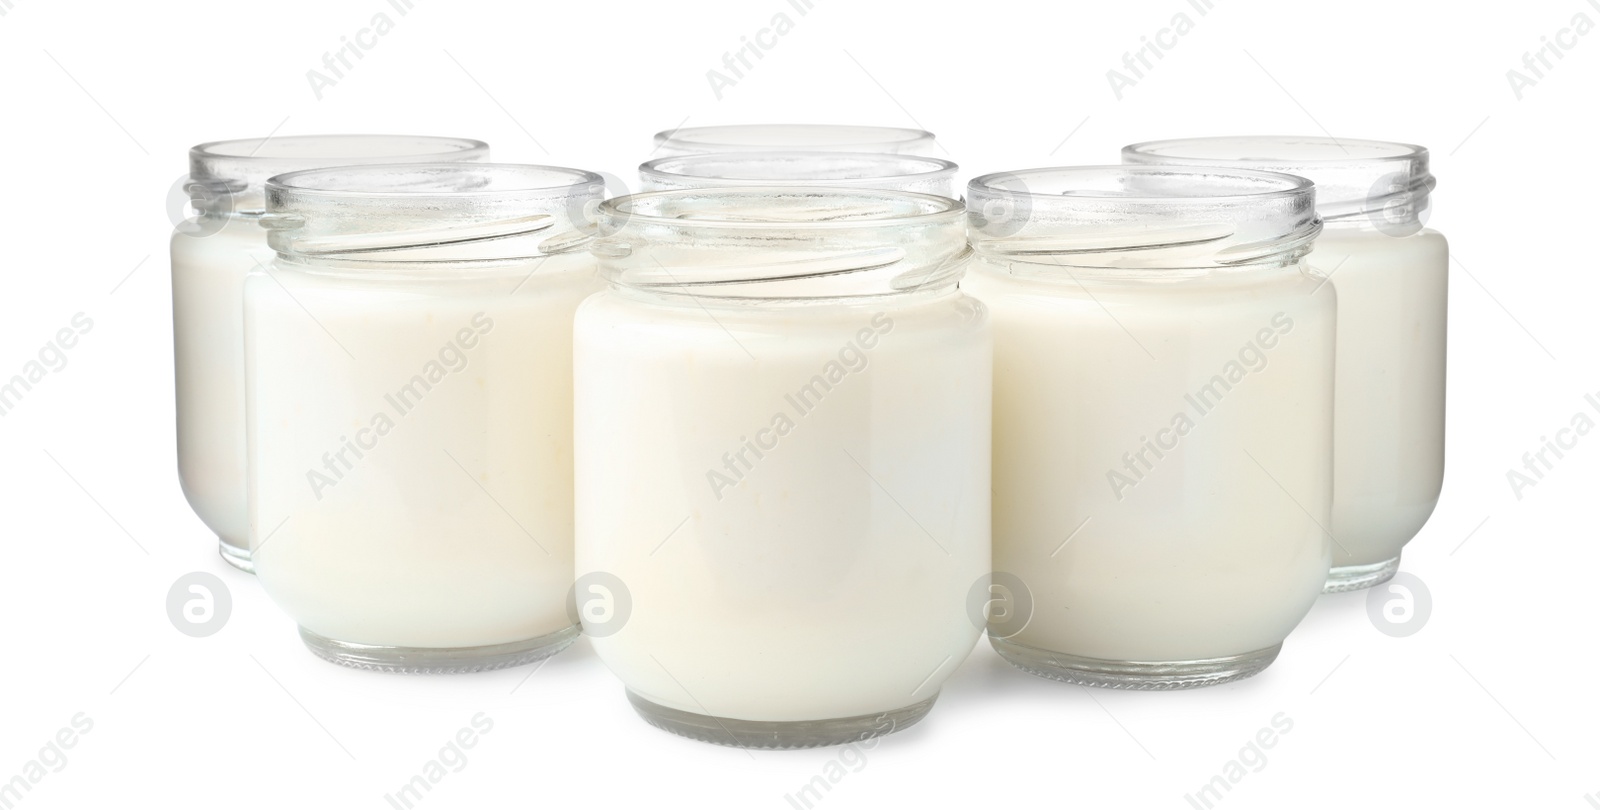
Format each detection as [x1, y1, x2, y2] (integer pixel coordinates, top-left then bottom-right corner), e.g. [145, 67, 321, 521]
[1122, 136, 1432, 227]
[967, 166, 1320, 271]
[651, 124, 938, 156]
[594, 187, 967, 299]
[639, 151, 958, 196]
[188, 134, 488, 215]
[263, 163, 604, 270]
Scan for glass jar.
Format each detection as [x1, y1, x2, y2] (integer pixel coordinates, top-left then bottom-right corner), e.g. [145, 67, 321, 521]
[245, 163, 602, 672]
[574, 187, 989, 746]
[639, 151, 958, 195]
[963, 166, 1334, 689]
[1123, 137, 1445, 592]
[650, 124, 938, 156]
[172, 135, 488, 572]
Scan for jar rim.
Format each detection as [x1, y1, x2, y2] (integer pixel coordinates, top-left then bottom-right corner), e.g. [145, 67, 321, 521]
[651, 124, 937, 153]
[192, 134, 488, 165]
[639, 151, 958, 189]
[968, 165, 1315, 205]
[266, 162, 602, 201]
[965, 166, 1320, 271]
[1122, 135, 1427, 167]
[1120, 136, 1433, 221]
[601, 187, 965, 231]
[187, 134, 490, 215]
[594, 187, 968, 300]
[263, 163, 605, 269]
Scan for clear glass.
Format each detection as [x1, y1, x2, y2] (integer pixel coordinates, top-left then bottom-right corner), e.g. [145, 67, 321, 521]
[639, 151, 957, 196]
[650, 124, 938, 156]
[1124, 137, 1446, 592]
[574, 188, 989, 746]
[963, 166, 1334, 689]
[244, 163, 602, 672]
[172, 134, 488, 572]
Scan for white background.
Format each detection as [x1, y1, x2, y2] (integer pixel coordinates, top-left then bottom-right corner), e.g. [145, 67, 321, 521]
[1, 0, 1596, 807]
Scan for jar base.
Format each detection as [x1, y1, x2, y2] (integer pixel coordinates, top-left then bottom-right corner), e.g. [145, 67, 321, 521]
[1323, 554, 1401, 593]
[625, 690, 935, 749]
[990, 635, 1281, 690]
[218, 539, 254, 573]
[298, 624, 578, 674]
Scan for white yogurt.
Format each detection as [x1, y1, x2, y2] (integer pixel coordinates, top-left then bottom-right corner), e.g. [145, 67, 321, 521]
[574, 188, 988, 734]
[244, 163, 601, 670]
[965, 166, 1335, 687]
[1123, 136, 1447, 591]
[964, 265, 1334, 663]
[171, 215, 266, 556]
[1312, 226, 1447, 575]
[172, 135, 488, 572]
[246, 261, 596, 649]
[576, 291, 989, 721]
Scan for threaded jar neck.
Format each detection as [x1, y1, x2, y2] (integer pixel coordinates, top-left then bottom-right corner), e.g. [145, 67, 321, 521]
[188, 134, 488, 216]
[967, 166, 1321, 274]
[639, 151, 958, 196]
[1122, 136, 1432, 231]
[593, 187, 968, 300]
[262, 163, 603, 274]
